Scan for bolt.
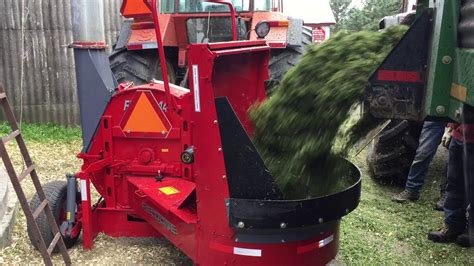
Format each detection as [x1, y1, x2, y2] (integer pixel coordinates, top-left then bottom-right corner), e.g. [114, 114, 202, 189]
[442, 55, 452, 65]
[237, 221, 245, 229]
[280, 222, 287, 229]
[345, 209, 349, 214]
[281, 239, 285, 243]
[235, 238, 239, 242]
[436, 105, 446, 115]
[455, 108, 462, 119]
[318, 218, 324, 224]
[226, 202, 230, 207]
[222, 175, 227, 179]
[213, 120, 218, 125]
[218, 147, 223, 152]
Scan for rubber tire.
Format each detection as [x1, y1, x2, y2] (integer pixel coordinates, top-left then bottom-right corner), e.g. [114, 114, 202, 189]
[27, 181, 78, 253]
[267, 26, 313, 92]
[109, 49, 176, 86]
[367, 120, 423, 185]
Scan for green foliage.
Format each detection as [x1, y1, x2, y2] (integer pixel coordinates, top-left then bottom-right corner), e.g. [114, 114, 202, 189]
[345, 0, 402, 31]
[0, 122, 81, 143]
[250, 26, 407, 199]
[332, 0, 402, 32]
[330, 0, 352, 32]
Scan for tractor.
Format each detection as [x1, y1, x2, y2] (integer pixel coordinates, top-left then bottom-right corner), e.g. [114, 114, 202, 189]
[110, 0, 332, 87]
[366, 0, 433, 184]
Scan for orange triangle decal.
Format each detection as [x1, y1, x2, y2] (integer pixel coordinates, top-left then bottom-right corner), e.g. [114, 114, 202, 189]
[123, 93, 168, 133]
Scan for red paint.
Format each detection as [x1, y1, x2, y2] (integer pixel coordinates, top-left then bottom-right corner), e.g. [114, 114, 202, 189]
[377, 70, 423, 83]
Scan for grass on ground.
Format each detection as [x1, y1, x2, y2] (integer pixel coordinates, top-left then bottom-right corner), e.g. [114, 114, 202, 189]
[0, 123, 472, 264]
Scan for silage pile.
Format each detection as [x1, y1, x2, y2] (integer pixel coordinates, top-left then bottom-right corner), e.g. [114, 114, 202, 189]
[251, 26, 407, 199]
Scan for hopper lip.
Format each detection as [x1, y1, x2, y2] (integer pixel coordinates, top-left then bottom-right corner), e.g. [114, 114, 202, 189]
[226, 159, 361, 231]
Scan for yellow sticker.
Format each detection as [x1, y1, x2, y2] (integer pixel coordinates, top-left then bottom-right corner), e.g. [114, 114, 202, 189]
[159, 186, 180, 195]
[451, 83, 467, 102]
[67, 212, 71, 220]
[161, 148, 169, 153]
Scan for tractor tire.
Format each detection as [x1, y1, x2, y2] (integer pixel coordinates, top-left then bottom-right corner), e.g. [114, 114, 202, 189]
[366, 120, 423, 185]
[267, 26, 313, 91]
[109, 49, 176, 86]
[27, 181, 79, 252]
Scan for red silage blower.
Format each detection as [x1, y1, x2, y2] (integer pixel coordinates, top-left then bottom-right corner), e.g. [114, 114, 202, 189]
[27, 0, 361, 264]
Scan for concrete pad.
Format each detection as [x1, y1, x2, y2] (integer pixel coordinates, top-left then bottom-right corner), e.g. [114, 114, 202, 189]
[0, 168, 18, 249]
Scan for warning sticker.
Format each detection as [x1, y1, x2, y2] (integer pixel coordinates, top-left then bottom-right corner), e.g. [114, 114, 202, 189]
[159, 186, 180, 195]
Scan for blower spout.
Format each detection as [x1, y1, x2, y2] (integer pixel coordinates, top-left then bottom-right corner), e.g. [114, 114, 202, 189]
[70, 0, 116, 152]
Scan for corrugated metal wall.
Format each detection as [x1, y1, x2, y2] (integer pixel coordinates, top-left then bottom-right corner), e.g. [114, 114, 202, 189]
[0, 0, 123, 126]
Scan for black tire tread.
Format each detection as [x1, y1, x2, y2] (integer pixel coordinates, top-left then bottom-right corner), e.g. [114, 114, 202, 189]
[367, 120, 423, 184]
[27, 181, 78, 253]
[268, 26, 313, 85]
[109, 49, 176, 86]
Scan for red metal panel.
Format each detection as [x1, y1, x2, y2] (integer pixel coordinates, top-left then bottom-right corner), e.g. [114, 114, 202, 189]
[377, 70, 423, 83]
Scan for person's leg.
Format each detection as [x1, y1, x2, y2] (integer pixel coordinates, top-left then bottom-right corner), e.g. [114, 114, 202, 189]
[393, 121, 446, 203]
[457, 142, 474, 246]
[435, 162, 449, 211]
[404, 121, 446, 193]
[429, 139, 467, 242]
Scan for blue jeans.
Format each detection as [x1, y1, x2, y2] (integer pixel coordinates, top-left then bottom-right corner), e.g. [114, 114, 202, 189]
[444, 139, 474, 231]
[405, 121, 446, 193]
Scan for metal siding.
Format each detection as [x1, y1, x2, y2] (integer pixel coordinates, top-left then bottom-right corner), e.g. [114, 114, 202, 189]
[0, 0, 123, 126]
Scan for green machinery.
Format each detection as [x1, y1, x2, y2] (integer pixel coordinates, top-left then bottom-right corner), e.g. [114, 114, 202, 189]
[366, 0, 474, 122]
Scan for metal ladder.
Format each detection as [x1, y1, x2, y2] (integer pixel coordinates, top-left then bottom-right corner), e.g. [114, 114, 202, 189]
[0, 85, 71, 266]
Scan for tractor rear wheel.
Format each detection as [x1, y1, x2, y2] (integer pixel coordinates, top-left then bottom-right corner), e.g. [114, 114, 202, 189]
[109, 49, 176, 86]
[366, 120, 423, 184]
[27, 181, 79, 252]
[267, 26, 313, 92]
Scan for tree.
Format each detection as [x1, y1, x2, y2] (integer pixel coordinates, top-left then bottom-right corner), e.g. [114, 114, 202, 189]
[330, 0, 352, 32]
[339, 0, 402, 32]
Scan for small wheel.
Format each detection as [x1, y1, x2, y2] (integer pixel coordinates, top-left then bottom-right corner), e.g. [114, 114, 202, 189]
[27, 181, 79, 252]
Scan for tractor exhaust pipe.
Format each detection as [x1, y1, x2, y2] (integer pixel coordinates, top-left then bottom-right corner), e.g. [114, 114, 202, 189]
[71, 0, 116, 152]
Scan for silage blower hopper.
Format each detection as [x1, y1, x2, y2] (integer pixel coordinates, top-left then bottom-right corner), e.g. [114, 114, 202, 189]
[27, 0, 361, 264]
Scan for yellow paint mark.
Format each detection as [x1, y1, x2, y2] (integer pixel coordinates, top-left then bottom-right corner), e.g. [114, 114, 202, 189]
[159, 186, 180, 195]
[67, 212, 71, 220]
[451, 83, 467, 102]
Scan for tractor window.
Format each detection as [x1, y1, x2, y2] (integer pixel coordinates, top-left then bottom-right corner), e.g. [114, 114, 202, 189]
[253, 0, 271, 11]
[187, 17, 248, 43]
[159, 0, 175, 13]
[178, 0, 250, 13]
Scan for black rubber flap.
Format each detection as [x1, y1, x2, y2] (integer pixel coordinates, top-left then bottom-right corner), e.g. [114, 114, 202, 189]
[228, 159, 361, 230]
[215, 97, 283, 200]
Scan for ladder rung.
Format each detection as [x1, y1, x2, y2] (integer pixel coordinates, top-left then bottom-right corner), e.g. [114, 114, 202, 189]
[0, 92, 6, 100]
[47, 232, 61, 255]
[2, 129, 20, 144]
[32, 199, 48, 219]
[18, 164, 35, 182]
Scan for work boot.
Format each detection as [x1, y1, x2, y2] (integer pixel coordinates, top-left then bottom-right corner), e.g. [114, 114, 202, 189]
[392, 190, 420, 203]
[456, 232, 474, 247]
[435, 193, 447, 211]
[428, 225, 464, 243]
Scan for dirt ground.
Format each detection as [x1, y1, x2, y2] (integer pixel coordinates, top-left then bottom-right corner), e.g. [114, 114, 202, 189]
[0, 138, 472, 264]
